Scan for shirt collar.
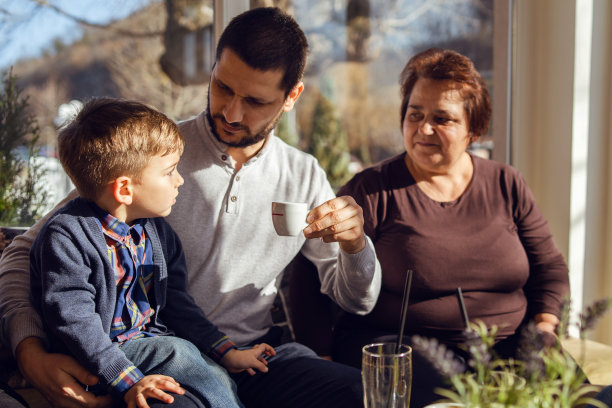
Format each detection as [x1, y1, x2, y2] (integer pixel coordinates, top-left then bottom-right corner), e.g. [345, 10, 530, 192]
[89, 201, 146, 243]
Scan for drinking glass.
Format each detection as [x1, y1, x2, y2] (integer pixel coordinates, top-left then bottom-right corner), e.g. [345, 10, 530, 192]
[362, 342, 412, 408]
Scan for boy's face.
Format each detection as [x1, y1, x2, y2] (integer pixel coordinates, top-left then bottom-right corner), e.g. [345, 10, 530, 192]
[129, 150, 183, 220]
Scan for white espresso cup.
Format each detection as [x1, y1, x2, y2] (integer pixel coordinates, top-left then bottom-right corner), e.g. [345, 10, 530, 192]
[271, 201, 309, 236]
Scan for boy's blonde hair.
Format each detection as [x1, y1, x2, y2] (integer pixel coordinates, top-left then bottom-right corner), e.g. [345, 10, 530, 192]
[58, 97, 184, 201]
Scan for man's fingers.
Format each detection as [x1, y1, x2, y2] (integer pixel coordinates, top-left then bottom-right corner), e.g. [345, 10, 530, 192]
[306, 196, 354, 223]
[325, 220, 359, 239]
[53, 375, 112, 408]
[22, 350, 110, 408]
[303, 196, 367, 253]
[306, 206, 360, 236]
[61, 357, 100, 386]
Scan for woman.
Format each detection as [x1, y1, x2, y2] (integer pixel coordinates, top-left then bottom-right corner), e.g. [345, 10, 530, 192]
[331, 48, 569, 406]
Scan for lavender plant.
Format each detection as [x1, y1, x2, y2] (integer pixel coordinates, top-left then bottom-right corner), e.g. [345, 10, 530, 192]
[412, 297, 612, 407]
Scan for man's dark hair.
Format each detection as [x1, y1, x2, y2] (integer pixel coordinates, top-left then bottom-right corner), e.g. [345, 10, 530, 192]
[216, 7, 309, 96]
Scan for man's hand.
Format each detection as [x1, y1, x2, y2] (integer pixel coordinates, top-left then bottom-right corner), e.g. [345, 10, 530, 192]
[15, 337, 112, 408]
[303, 196, 366, 254]
[220, 343, 276, 376]
[124, 375, 184, 408]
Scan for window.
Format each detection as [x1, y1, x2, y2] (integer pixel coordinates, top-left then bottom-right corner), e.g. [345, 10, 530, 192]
[288, 0, 496, 175]
[0, 0, 215, 223]
[0, 0, 503, 224]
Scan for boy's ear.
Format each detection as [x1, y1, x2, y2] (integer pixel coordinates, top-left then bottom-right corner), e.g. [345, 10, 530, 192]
[111, 176, 134, 205]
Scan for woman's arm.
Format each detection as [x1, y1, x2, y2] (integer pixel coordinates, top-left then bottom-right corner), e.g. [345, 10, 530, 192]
[513, 172, 570, 320]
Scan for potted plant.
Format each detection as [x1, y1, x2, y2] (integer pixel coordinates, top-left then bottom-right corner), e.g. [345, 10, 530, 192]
[0, 69, 48, 228]
[413, 298, 612, 408]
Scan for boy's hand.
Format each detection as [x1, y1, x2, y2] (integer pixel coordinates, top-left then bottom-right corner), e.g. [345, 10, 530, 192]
[220, 343, 276, 375]
[124, 375, 185, 408]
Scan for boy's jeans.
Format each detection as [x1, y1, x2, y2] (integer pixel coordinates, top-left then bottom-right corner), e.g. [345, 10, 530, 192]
[122, 336, 243, 408]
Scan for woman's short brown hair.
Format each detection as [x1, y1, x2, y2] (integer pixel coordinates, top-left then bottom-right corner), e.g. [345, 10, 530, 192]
[399, 48, 491, 138]
[58, 97, 184, 201]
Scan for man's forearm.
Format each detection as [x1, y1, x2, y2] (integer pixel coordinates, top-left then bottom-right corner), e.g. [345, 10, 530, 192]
[306, 235, 382, 316]
[334, 236, 381, 314]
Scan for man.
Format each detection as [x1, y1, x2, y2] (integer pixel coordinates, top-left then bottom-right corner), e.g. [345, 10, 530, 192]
[0, 7, 381, 408]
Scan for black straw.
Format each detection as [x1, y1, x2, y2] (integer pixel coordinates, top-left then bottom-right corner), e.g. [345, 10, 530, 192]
[396, 269, 413, 354]
[457, 287, 470, 330]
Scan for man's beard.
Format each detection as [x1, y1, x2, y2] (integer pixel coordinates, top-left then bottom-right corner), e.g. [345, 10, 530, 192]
[206, 88, 283, 148]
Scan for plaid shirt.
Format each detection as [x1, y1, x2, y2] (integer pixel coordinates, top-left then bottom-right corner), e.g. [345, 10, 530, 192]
[94, 208, 237, 394]
[97, 210, 154, 394]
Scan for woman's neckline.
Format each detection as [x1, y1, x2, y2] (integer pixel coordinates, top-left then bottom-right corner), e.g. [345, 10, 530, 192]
[404, 152, 475, 204]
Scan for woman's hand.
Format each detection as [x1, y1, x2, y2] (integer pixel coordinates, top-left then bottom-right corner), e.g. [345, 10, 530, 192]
[535, 312, 560, 347]
[15, 337, 112, 408]
[124, 375, 184, 408]
[220, 343, 276, 375]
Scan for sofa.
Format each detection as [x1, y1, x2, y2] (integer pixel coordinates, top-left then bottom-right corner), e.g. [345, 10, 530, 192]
[562, 337, 612, 386]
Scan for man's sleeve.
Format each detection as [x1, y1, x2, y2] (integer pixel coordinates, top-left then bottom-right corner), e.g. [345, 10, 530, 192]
[0, 189, 78, 354]
[300, 166, 381, 315]
[301, 232, 381, 315]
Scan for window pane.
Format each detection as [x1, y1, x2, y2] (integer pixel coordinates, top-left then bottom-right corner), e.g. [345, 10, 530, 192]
[284, 0, 494, 187]
[0, 0, 214, 225]
[1, 0, 497, 225]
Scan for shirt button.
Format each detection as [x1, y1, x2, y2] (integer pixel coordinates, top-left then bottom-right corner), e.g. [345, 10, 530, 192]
[221, 154, 228, 161]
[230, 196, 237, 202]
[235, 176, 240, 181]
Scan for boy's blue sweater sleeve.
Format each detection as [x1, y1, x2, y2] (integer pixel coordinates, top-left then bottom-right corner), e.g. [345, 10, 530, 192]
[29, 216, 144, 398]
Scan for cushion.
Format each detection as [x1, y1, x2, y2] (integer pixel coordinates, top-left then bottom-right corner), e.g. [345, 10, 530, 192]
[562, 337, 612, 386]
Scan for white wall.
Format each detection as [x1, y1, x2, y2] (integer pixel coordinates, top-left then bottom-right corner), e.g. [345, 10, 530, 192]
[513, 0, 612, 343]
[585, 0, 612, 343]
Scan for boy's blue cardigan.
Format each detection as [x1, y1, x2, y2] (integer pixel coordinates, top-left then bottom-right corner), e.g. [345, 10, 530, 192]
[30, 197, 229, 388]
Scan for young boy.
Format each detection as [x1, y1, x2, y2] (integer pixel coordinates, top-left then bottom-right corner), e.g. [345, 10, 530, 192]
[29, 97, 275, 408]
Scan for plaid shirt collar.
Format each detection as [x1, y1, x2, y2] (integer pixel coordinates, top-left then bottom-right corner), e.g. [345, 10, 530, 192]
[88, 201, 146, 244]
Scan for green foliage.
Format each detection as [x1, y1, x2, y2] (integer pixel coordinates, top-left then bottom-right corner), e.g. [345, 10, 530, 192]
[276, 112, 298, 147]
[307, 94, 352, 191]
[0, 69, 48, 226]
[52, 37, 67, 53]
[413, 298, 612, 408]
